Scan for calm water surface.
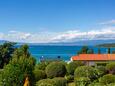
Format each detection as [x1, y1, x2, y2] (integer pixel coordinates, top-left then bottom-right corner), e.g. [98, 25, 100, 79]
[28, 45, 115, 61]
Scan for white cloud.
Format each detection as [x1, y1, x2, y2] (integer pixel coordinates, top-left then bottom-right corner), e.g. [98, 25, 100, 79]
[51, 27, 115, 42]
[99, 20, 115, 25]
[0, 27, 115, 43]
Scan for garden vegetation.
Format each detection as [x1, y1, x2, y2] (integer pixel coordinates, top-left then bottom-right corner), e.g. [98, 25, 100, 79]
[0, 43, 115, 86]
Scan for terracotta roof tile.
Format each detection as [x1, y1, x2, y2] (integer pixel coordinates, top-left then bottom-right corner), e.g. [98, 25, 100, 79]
[72, 54, 115, 61]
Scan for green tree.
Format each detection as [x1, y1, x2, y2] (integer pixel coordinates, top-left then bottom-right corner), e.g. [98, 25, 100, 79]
[0, 44, 36, 86]
[87, 49, 94, 54]
[77, 46, 93, 54]
[0, 42, 16, 68]
[108, 48, 111, 54]
[98, 48, 101, 54]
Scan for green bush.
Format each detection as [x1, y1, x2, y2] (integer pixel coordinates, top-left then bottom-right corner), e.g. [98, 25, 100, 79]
[0, 64, 24, 86]
[107, 83, 115, 86]
[96, 62, 107, 66]
[0, 69, 3, 74]
[35, 62, 49, 70]
[45, 62, 66, 78]
[99, 74, 115, 85]
[53, 77, 67, 86]
[95, 66, 107, 77]
[75, 77, 90, 86]
[36, 79, 56, 86]
[74, 66, 98, 80]
[66, 61, 84, 75]
[106, 62, 115, 74]
[33, 69, 46, 82]
[89, 83, 105, 86]
[65, 75, 74, 82]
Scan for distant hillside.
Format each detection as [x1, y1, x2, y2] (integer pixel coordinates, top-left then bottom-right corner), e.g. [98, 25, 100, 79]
[97, 43, 115, 47]
[1, 39, 115, 46]
[0, 40, 9, 44]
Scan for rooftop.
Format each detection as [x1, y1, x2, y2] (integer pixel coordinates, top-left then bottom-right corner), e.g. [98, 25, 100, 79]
[72, 54, 115, 61]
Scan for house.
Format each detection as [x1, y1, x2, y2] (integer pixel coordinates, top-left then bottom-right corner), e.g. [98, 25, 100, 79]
[71, 54, 115, 66]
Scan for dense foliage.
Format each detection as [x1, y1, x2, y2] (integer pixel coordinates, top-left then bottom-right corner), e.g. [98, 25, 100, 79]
[75, 77, 90, 86]
[66, 61, 84, 75]
[106, 62, 115, 74]
[36, 77, 67, 86]
[89, 83, 105, 86]
[0, 63, 24, 86]
[0, 42, 16, 68]
[99, 74, 115, 85]
[45, 62, 66, 78]
[95, 66, 107, 77]
[74, 66, 98, 80]
[0, 44, 36, 86]
[53, 77, 67, 86]
[0, 43, 115, 86]
[65, 75, 74, 82]
[35, 62, 48, 70]
[33, 69, 46, 82]
[77, 46, 94, 54]
[36, 79, 56, 86]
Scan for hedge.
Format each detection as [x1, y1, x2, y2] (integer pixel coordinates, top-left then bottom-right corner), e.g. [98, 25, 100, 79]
[36, 79, 56, 86]
[66, 61, 84, 75]
[99, 74, 115, 85]
[53, 77, 67, 86]
[74, 77, 90, 86]
[74, 66, 98, 80]
[33, 69, 46, 81]
[45, 62, 66, 78]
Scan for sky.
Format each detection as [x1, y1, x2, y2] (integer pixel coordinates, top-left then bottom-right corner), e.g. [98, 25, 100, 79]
[0, 0, 115, 43]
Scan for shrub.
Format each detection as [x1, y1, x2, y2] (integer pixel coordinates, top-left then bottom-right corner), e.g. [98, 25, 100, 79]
[96, 62, 107, 66]
[36, 79, 56, 86]
[35, 62, 49, 70]
[0, 64, 24, 86]
[89, 83, 105, 86]
[65, 75, 74, 82]
[66, 61, 84, 75]
[107, 83, 115, 86]
[33, 69, 46, 82]
[0, 69, 3, 74]
[95, 66, 107, 77]
[99, 74, 115, 85]
[45, 62, 66, 78]
[74, 66, 98, 80]
[106, 62, 115, 74]
[53, 77, 67, 86]
[75, 77, 90, 86]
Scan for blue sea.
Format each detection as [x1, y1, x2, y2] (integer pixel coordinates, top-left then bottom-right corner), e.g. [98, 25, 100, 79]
[28, 45, 115, 61]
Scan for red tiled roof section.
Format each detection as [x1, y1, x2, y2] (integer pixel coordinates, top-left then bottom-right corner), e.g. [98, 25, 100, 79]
[72, 54, 115, 61]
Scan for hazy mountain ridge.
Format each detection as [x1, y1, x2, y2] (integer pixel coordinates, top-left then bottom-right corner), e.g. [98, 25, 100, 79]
[0, 39, 115, 46]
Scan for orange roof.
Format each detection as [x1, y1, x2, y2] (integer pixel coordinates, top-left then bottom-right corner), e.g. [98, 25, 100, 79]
[72, 54, 115, 61]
